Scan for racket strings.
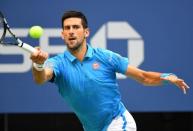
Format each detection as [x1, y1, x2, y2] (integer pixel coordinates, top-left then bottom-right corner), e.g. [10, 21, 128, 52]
[0, 16, 5, 41]
[0, 15, 18, 46]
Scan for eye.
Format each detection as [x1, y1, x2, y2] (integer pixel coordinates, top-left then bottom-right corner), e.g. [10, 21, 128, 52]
[73, 25, 80, 29]
[64, 26, 70, 30]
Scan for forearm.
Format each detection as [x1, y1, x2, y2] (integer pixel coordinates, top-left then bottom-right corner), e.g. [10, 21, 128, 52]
[32, 67, 47, 84]
[126, 66, 189, 94]
[142, 71, 163, 86]
[30, 47, 50, 84]
[126, 66, 163, 86]
[142, 72, 178, 86]
[143, 72, 189, 94]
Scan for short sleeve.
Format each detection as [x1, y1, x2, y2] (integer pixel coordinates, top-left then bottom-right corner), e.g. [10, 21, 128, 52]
[108, 51, 129, 74]
[98, 48, 129, 74]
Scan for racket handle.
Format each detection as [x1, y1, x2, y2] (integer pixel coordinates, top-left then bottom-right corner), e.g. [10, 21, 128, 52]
[17, 39, 36, 53]
[20, 43, 36, 53]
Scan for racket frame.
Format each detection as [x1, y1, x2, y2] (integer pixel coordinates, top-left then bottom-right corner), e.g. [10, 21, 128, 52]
[0, 11, 35, 53]
[0, 12, 7, 43]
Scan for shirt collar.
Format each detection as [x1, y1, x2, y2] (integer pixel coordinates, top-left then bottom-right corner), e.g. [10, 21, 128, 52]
[85, 44, 93, 58]
[64, 44, 93, 62]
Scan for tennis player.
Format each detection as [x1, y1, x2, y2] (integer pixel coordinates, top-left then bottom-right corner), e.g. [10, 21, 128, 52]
[30, 10, 189, 131]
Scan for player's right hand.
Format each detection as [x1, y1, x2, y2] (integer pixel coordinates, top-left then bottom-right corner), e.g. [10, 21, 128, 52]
[30, 47, 48, 64]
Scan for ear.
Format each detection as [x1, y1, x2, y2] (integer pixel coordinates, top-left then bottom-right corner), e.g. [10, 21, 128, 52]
[85, 28, 90, 38]
[61, 31, 64, 40]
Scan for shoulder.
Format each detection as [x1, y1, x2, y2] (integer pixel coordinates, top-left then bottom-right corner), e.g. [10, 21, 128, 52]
[91, 47, 121, 66]
[49, 53, 64, 60]
[93, 47, 115, 57]
[93, 47, 123, 61]
[46, 53, 66, 65]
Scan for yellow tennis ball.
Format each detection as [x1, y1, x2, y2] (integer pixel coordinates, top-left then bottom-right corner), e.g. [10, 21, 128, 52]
[29, 26, 43, 39]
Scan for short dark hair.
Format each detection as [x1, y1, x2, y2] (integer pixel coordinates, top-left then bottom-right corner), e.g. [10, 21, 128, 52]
[61, 10, 88, 29]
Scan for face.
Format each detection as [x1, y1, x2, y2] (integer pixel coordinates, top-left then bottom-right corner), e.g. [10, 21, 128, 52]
[61, 17, 89, 51]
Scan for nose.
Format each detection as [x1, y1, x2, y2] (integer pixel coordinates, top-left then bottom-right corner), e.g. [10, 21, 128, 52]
[69, 27, 75, 34]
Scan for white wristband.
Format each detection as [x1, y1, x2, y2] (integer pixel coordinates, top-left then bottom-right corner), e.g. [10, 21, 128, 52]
[33, 63, 44, 71]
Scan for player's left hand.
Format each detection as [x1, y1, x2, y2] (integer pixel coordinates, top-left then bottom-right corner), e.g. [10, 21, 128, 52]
[161, 75, 190, 94]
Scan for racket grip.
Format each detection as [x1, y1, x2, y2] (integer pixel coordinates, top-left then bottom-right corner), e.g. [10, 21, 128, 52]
[21, 43, 36, 53]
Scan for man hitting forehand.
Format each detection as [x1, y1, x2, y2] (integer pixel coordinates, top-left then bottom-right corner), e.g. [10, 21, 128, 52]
[30, 10, 189, 131]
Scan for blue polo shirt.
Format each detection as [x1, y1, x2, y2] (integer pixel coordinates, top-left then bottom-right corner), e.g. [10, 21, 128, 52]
[45, 44, 129, 131]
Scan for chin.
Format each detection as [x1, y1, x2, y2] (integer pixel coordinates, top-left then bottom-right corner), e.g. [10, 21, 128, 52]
[67, 45, 77, 51]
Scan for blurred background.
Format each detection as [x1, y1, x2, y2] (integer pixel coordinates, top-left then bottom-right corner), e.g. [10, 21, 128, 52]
[0, 0, 193, 130]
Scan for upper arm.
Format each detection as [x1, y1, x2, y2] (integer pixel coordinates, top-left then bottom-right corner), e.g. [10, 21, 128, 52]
[32, 67, 54, 85]
[44, 67, 54, 82]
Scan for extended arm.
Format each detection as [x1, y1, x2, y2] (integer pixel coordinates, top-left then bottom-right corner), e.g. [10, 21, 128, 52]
[125, 65, 190, 94]
[30, 48, 53, 85]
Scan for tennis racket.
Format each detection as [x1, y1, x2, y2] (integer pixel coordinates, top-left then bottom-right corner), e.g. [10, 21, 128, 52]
[0, 11, 36, 53]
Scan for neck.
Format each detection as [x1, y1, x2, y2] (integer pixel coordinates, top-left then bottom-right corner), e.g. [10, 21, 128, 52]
[70, 42, 87, 62]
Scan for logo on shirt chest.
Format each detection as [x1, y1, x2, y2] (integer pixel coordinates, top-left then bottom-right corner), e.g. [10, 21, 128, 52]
[92, 62, 100, 70]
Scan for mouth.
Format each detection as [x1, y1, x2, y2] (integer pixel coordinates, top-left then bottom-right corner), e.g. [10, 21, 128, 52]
[68, 37, 76, 41]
